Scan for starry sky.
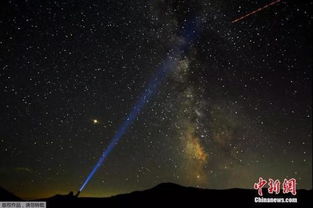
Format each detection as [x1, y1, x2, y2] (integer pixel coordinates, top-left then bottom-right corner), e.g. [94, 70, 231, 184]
[0, 0, 312, 199]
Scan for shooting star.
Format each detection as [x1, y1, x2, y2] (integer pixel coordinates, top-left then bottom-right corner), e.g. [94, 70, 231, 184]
[232, 0, 282, 23]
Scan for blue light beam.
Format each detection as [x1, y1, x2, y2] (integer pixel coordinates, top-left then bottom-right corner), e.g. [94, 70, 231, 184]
[79, 58, 176, 192]
[79, 18, 201, 192]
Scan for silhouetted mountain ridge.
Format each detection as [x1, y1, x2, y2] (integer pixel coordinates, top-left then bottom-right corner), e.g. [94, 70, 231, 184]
[0, 186, 21, 201]
[1, 183, 312, 208]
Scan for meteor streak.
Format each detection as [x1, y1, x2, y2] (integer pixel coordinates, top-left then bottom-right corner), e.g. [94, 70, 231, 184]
[232, 0, 282, 23]
[78, 18, 201, 193]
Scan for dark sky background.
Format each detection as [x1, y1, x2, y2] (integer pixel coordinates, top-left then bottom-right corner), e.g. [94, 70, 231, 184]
[0, 0, 312, 199]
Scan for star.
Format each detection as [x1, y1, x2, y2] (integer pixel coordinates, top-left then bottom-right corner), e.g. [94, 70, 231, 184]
[0, 0, 311, 200]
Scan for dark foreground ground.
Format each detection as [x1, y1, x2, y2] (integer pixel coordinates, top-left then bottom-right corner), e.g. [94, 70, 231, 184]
[1, 183, 312, 208]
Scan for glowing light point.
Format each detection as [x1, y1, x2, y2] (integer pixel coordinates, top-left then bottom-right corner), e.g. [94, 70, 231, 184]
[93, 119, 98, 124]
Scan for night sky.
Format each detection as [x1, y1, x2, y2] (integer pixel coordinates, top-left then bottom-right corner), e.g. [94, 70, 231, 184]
[0, 0, 312, 199]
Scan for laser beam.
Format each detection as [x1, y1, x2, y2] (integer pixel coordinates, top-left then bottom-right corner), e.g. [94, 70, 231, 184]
[78, 18, 201, 193]
[232, 0, 282, 23]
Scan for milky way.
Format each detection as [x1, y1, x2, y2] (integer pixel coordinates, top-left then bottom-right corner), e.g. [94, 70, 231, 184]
[0, 0, 311, 199]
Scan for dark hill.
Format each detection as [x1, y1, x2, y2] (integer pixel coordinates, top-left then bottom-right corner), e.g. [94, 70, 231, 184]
[1, 183, 312, 208]
[0, 187, 21, 201]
